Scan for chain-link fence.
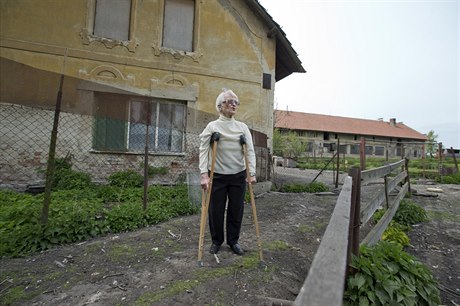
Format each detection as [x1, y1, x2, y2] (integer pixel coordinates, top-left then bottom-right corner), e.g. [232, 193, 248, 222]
[0, 102, 271, 200]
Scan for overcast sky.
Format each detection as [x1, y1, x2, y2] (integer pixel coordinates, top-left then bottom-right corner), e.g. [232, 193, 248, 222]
[259, 0, 459, 148]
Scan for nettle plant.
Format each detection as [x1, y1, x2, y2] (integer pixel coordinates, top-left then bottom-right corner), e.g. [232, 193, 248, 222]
[344, 242, 441, 306]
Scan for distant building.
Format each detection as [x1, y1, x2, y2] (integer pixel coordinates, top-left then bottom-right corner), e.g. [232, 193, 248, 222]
[274, 110, 428, 158]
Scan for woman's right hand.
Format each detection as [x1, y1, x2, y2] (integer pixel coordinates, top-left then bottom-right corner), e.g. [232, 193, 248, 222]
[200, 173, 210, 190]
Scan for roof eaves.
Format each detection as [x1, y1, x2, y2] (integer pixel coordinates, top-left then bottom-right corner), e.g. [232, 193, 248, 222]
[245, 0, 306, 81]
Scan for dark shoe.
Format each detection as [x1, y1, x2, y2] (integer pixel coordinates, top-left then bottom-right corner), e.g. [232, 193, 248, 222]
[209, 243, 220, 254]
[230, 243, 244, 255]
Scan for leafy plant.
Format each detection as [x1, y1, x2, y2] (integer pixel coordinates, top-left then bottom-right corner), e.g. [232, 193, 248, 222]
[394, 199, 428, 226]
[52, 155, 93, 190]
[280, 182, 329, 193]
[381, 222, 410, 246]
[108, 170, 144, 188]
[437, 172, 460, 184]
[344, 241, 441, 306]
[0, 184, 198, 257]
[373, 200, 427, 227]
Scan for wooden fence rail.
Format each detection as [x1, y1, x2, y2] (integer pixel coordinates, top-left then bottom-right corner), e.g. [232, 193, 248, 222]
[291, 158, 410, 305]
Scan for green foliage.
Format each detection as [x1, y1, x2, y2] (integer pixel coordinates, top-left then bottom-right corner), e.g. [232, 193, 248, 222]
[52, 155, 93, 190]
[148, 166, 169, 177]
[382, 222, 410, 247]
[344, 241, 441, 306]
[272, 128, 284, 156]
[437, 172, 460, 184]
[373, 200, 427, 227]
[394, 199, 428, 226]
[279, 182, 329, 193]
[0, 184, 198, 257]
[108, 170, 144, 188]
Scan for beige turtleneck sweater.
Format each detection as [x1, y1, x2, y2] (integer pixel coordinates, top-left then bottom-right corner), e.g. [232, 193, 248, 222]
[199, 115, 256, 176]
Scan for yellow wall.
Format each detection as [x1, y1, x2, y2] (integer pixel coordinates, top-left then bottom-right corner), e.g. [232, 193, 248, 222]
[0, 0, 276, 141]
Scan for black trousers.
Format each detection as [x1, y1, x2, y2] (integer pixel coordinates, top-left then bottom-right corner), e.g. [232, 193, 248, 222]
[208, 170, 246, 246]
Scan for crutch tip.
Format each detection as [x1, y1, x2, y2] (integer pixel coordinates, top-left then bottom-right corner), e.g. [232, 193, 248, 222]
[197, 261, 204, 267]
[258, 261, 267, 269]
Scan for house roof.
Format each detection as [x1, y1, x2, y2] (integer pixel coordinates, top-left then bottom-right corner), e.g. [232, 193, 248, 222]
[246, 1, 306, 81]
[274, 110, 428, 141]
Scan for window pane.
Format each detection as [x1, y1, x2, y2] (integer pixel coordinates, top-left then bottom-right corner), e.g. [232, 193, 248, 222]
[93, 93, 128, 151]
[158, 102, 185, 152]
[94, 0, 131, 41]
[128, 101, 157, 151]
[163, 0, 194, 51]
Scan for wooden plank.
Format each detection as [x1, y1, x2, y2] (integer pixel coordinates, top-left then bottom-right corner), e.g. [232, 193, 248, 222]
[360, 170, 407, 225]
[361, 182, 408, 246]
[294, 177, 353, 306]
[361, 159, 405, 185]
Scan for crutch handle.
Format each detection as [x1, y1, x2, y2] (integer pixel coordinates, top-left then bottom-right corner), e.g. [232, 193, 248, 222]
[211, 132, 220, 143]
[239, 134, 246, 145]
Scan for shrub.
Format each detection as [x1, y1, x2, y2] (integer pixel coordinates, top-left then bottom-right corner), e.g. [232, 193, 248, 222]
[344, 241, 441, 306]
[108, 170, 143, 188]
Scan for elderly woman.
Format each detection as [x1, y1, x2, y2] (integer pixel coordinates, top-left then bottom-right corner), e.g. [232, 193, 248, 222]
[199, 88, 256, 256]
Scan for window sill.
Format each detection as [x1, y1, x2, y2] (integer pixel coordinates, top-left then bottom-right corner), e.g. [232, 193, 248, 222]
[89, 149, 186, 157]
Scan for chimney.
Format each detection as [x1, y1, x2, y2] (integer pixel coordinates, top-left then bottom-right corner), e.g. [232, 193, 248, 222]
[389, 118, 396, 126]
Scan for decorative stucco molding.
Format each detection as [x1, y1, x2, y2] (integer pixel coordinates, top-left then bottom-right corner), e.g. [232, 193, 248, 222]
[79, 28, 139, 52]
[80, 65, 134, 82]
[150, 74, 199, 101]
[151, 44, 203, 63]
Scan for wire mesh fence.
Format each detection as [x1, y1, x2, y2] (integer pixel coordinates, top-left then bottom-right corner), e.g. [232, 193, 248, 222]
[0, 102, 271, 202]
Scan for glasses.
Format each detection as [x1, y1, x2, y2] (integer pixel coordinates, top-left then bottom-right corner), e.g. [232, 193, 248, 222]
[222, 99, 240, 106]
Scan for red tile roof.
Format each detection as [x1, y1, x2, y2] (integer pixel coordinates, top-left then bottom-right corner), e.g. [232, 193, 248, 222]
[274, 110, 428, 141]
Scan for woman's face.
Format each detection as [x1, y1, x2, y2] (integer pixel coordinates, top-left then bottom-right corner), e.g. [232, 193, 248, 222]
[220, 95, 239, 118]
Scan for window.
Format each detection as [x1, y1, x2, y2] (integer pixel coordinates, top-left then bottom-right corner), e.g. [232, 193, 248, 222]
[375, 146, 385, 156]
[365, 146, 373, 155]
[351, 144, 360, 154]
[94, 0, 131, 41]
[93, 93, 186, 153]
[163, 0, 195, 51]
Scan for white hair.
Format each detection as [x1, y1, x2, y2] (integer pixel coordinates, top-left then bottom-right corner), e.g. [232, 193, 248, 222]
[215, 88, 238, 112]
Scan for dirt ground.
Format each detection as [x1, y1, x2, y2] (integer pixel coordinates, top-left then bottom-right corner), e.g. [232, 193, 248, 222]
[0, 169, 459, 306]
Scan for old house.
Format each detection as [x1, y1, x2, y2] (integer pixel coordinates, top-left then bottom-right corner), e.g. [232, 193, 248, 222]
[0, 0, 305, 188]
[275, 110, 428, 159]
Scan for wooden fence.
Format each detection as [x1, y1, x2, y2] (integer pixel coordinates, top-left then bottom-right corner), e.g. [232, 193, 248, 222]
[291, 158, 410, 306]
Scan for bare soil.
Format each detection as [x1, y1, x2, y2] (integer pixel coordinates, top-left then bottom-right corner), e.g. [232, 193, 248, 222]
[0, 169, 459, 306]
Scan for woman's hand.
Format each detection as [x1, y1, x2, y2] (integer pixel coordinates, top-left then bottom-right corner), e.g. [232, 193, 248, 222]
[247, 176, 257, 185]
[200, 173, 210, 190]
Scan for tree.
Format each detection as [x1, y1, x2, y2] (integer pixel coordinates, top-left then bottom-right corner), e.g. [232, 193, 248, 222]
[426, 130, 438, 158]
[272, 128, 284, 156]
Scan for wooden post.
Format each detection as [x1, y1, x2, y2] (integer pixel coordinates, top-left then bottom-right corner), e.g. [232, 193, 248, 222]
[450, 147, 459, 172]
[438, 142, 443, 182]
[41, 73, 64, 225]
[405, 158, 411, 197]
[383, 176, 389, 209]
[422, 144, 426, 179]
[347, 167, 361, 275]
[335, 138, 340, 188]
[143, 103, 152, 211]
[360, 137, 366, 170]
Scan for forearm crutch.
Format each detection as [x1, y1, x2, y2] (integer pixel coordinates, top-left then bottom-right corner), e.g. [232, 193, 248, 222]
[197, 132, 220, 267]
[240, 135, 264, 263]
